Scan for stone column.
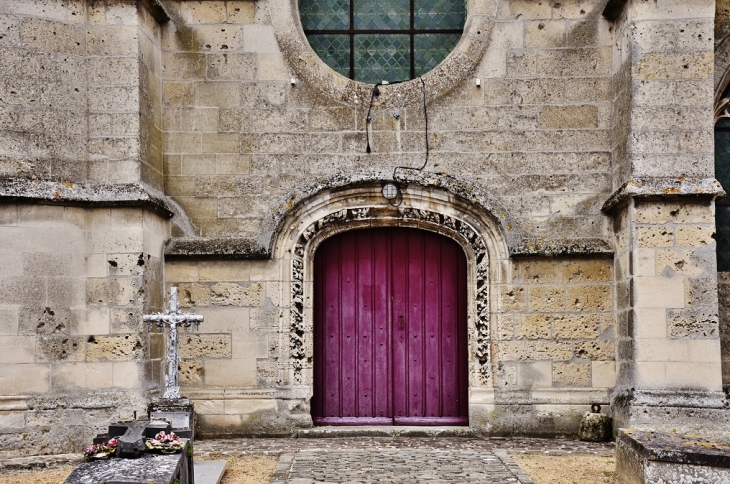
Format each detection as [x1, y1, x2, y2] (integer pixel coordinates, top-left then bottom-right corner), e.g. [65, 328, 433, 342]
[606, 0, 729, 437]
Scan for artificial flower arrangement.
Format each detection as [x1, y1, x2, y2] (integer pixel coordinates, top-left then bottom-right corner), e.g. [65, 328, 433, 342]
[145, 430, 184, 453]
[83, 437, 118, 460]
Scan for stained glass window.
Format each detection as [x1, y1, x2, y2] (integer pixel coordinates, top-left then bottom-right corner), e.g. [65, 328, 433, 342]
[716, 113, 730, 271]
[300, 0, 465, 83]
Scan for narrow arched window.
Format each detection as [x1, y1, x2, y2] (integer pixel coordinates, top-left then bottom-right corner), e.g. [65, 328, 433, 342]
[716, 92, 730, 270]
[300, 0, 466, 84]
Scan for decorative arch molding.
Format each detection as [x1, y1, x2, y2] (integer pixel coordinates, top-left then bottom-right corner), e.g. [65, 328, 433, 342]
[264, 168, 523, 254]
[266, 0, 495, 108]
[716, 33, 730, 108]
[273, 180, 512, 390]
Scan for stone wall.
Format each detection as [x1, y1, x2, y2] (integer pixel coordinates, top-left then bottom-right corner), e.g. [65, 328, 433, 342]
[0, 204, 169, 455]
[160, 0, 614, 241]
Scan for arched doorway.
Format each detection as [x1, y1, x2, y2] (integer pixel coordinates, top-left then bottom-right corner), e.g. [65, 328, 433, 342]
[311, 227, 469, 425]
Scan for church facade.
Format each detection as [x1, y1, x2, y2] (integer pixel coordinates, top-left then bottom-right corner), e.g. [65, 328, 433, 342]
[1, 0, 729, 454]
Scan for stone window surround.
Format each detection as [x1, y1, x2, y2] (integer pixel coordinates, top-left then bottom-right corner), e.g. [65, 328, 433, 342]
[268, 0, 495, 108]
[271, 182, 512, 399]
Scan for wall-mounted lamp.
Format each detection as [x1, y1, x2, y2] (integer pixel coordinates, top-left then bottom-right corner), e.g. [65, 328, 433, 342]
[382, 182, 399, 201]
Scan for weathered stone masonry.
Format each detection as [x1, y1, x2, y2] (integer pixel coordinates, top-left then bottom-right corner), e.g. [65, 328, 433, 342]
[1, 0, 729, 452]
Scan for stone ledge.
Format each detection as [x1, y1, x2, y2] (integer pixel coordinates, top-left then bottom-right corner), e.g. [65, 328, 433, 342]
[510, 238, 613, 257]
[618, 429, 730, 468]
[602, 177, 725, 213]
[0, 177, 174, 218]
[164, 237, 269, 259]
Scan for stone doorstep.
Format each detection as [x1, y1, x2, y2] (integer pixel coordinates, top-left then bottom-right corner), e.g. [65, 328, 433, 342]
[618, 429, 730, 468]
[296, 426, 480, 438]
[194, 459, 227, 484]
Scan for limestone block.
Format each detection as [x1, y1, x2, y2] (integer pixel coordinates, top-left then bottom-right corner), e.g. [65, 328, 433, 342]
[562, 260, 611, 283]
[36, 336, 85, 362]
[667, 309, 718, 339]
[257, 53, 290, 81]
[525, 21, 566, 48]
[227, 1, 255, 24]
[541, 105, 599, 129]
[635, 276, 685, 309]
[591, 361, 616, 388]
[529, 285, 565, 312]
[211, 282, 264, 307]
[110, 307, 143, 333]
[675, 226, 714, 247]
[553, 314, 600, 339]
[86, 277, 143, 306]
[519, 260, 560, 284]
[179, 283, 211, 307]
[20, 18, 84, 54]
[179, 360, 203, 385]
[497, 341, 573, 361]
[655, 249, 706, 277]
[180, 334, 232, 358]
[633, 308, 667, 339]
[0, 14, 20, 46]
[162, 53, 206, 80]
[206, 53, 256, 80]
[636, 52, 712, 80]
[112, 361, 140, 388]
[567, 285, 611, 312]
[578, 412, 611, 441]
[18, 307, 74, 335]
[243, 24, 278, 53]
[0, 411, 25, 430]
[517, 361, 552, 388]
[250, 306, 278, 332]
[506, 49, 536, 77]
[87, 26, 138, 56]
[636, 339, 688, 362]
[515, 314, 551, 340]
[86, 335, 143, 361]
[637, 226, 674, 248]
[204, 358, 256, 386]
[240, 82, 287, 106]
[0, 363, 49, 393]
[685, 278, 717, 308]
[665, 362, 721, 390]
[191, 398, 224, 414]
[0, 336, 35, 363]
[231, 333, 267, 359]
[216, 153, 251, 174]
[174, 1, 226, 24]
[497, 0, 552, 20]
[52, 362, 113, 390]
[0, 307, 19, 335]
[224, 398, 276, 415]
[0, 277, 46, 306]
[634, 247, 656, 277]
[553, 362, 591, 386]
[537, 48, 610, 76]
[163, 82, 195, 106]
[498, 285, 527, 312]
[195, 81, 241, 107]
[202, 133, 240, 153]
[574, 341, 614, 361]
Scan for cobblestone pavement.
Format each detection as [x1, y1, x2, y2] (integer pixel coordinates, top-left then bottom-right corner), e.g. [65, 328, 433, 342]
[195, 436, 614, 484]
[1, 436, 614, 483]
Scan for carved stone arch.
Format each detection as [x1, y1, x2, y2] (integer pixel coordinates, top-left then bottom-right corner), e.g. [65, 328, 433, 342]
[272, 181, 512, 397]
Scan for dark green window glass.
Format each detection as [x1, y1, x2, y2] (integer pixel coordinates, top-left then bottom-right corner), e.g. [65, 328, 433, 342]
[716, 115, 730, 271]
[300, 0, 465, 82]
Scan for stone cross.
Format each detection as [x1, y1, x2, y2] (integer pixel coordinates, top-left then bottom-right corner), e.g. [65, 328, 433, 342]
[144, 287, 203, 399]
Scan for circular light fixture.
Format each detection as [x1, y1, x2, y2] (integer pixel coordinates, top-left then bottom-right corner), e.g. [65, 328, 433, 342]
[382, 182, 399, 201]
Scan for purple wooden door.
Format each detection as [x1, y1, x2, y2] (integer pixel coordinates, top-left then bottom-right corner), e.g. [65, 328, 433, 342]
[312, 228, 468, 426]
